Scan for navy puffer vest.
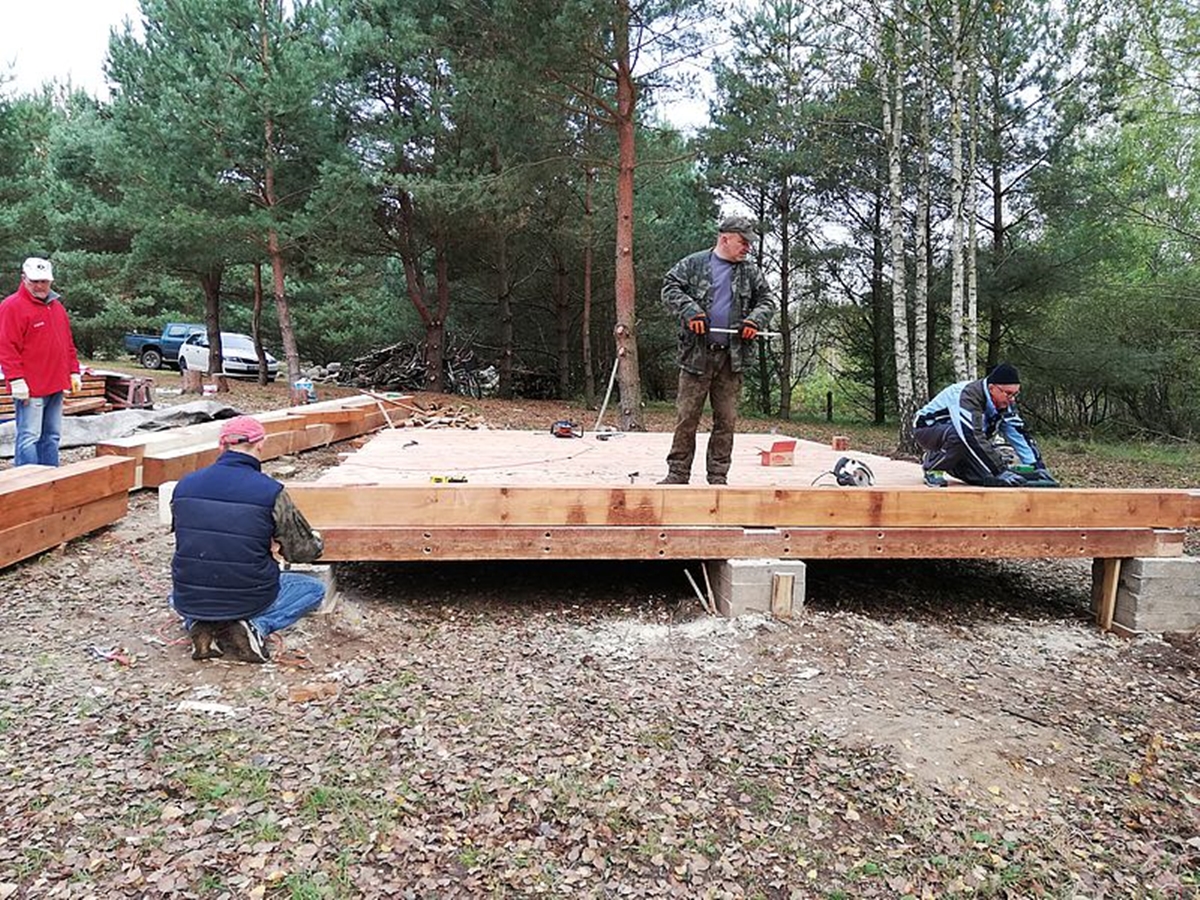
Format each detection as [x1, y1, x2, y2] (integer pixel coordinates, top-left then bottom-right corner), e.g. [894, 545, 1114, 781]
[171, 450, 283, 621]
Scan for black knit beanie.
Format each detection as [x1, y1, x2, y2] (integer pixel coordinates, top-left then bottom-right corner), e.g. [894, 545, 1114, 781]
[988, 361, 1020, 385]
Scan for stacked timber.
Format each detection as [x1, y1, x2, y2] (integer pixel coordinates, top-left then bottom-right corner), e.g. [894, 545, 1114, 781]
[1, 373, 109, 420]
[95, 394, 394, 489]
[0, 456, 136, 570]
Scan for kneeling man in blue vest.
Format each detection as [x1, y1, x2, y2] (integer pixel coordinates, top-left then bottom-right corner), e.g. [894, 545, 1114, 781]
[170, 416, 325, 663]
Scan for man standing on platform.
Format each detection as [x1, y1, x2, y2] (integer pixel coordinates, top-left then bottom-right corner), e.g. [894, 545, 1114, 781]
[170, 416, 326, 663]
[0, 257, 82, 467]
[659, 216, 777, 485]
[914, 362, 1055, 487]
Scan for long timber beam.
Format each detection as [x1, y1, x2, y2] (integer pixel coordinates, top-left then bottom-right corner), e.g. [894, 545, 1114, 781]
[288, 485, 1200, 531]
[313, 525, 1185, 562]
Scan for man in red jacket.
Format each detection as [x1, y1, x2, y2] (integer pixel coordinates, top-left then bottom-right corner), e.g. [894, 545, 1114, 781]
[0, 258, 82, 467]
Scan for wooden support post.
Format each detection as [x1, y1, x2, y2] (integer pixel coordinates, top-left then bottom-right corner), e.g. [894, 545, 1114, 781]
[1097, 557, 1122, 632]
[770, 573, 795, 619]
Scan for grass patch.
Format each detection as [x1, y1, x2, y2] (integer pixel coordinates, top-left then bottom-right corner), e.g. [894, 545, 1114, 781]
[180, 762, 273, 804]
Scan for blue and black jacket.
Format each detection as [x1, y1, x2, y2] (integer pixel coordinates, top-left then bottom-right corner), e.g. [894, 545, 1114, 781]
[170, 450, 284, 621]
[913, 377, 1040, 476]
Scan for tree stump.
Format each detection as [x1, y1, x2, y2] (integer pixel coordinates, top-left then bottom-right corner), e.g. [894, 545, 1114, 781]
[181, 369, 203, 394]
[215, 375, 231, 393]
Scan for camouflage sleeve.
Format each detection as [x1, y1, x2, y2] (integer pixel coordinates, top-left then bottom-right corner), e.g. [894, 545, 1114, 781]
[662, 255, 706, 324]
[744, 264, 777, 328]
[273, 488, 324, 563]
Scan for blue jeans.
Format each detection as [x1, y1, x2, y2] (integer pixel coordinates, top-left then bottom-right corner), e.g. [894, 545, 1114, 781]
[13, 392, 64, 467]
[176, 572, 326, 637]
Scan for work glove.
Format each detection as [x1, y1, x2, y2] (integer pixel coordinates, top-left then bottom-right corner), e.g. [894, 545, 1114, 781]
[740, 320, 759, 341]
[687, 313, 708, 336]
[70, 373, 82, 394]
[995, 469, 1027, 487]
[9, 378, 29, 401]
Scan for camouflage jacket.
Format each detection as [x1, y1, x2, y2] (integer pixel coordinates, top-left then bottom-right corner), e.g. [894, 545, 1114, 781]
[273, 489, 324, 563]
[661, 250, 777, 375]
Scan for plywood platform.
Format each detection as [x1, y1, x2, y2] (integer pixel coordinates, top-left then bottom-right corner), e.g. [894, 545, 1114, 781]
[289, 429, 1200, 565]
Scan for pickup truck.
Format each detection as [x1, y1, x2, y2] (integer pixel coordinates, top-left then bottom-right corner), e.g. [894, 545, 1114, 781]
[122, 323, 206, 370]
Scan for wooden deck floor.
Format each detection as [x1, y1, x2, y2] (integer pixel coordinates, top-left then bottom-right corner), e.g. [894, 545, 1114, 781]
[316, 428, 912, 487]
[288, 429, 1200, 564]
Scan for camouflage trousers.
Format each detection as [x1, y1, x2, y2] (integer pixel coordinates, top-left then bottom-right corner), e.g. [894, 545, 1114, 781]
[664, 346, 743, 484]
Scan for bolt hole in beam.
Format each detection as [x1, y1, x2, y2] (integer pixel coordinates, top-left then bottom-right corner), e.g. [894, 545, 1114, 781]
[422, 547, 432, 555]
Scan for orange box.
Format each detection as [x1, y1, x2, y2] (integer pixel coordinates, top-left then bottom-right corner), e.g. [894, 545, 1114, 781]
[759, 439, 796, 466]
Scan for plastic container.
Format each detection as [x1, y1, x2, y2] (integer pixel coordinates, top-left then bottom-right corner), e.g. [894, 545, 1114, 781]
[293, 378, 316, 403]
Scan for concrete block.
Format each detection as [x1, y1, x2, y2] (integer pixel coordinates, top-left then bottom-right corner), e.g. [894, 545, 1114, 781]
[1092, 557, 1200, 633]
[711, 559, 806, 618]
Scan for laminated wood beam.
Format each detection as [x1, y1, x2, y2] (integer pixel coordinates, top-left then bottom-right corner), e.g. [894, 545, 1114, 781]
[288, 485, 1200, 531]
[0, 457, 135, 532]
[312, 525, 1181, 561]
[0, 492, 129, 570]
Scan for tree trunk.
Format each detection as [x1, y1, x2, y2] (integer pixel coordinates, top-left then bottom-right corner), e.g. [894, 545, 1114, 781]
[493, 145, 514, 399]
[966, 67, 980, 378]
[949, 0, 968, 381]
[988, 70, 1005, 373]
[913, 9, 931, 402]
[424, 233, 451, 393]
[252, 261, 269, 385]
[582, 166, 596, 408]
[881, 2, 915, 450]
[267, 224, 300, 385]
[393, 191, 447, 393]
[870, 193, 887, 425]
[553, 251, 571, 400]
[776, 179, 793, 419]
[200, 266, 224, 387]
[613, 1, 643, 431]
[496, 231, 514, 399]
[257, 9, 299, 387]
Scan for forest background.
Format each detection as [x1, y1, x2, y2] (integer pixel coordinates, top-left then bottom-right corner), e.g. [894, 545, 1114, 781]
[1, 0, 1197, 444]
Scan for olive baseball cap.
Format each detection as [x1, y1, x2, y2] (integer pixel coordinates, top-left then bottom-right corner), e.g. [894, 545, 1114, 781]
[717, 215, 758, 243]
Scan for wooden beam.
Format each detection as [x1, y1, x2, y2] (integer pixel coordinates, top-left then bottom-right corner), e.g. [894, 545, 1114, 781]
[0, 457, 135, 532]
[288, 485, 1200, 530]
[0, 492, 128, 570]
[771, 573, 795, 619]
[310, 526, 1179, 561]
[1096, 558, 1123, 631]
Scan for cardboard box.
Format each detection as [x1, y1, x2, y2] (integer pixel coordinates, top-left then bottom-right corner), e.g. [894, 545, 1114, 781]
[759, 439, 796, 466]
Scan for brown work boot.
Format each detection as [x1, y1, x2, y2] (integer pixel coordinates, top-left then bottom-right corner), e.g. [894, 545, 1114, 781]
[190, 622, 224, 661]
[215, 620, 269, 663]
[657, 474, 689, 484]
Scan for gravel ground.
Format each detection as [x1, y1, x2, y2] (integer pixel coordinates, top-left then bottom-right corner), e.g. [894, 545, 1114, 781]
[1, 374, 1198, 898]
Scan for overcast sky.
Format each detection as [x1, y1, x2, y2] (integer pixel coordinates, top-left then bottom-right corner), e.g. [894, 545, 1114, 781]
[0, 0, 709, 130]
[1, 0, 142, 98]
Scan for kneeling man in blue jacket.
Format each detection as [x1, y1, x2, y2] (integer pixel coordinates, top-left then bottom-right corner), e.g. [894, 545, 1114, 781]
[170, 416, 325, 663]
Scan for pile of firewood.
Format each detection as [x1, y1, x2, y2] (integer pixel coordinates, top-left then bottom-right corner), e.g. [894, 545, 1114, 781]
[374, 398, 487, 430]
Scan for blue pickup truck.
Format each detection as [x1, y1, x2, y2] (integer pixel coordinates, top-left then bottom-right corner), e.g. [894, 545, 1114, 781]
[122, 323, 206, 370]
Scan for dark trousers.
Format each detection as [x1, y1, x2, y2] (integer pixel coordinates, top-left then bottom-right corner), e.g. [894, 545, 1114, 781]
[914, 422, 992, 486]
[665, 347, 743, 484]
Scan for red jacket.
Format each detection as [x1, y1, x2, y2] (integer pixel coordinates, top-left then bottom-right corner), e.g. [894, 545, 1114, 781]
[0, 282, 81, 397]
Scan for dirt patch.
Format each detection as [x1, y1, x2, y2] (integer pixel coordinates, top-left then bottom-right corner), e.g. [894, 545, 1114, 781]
[2, 395, 1199, 897]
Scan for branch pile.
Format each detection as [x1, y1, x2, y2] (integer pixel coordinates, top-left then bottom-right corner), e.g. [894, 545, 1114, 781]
[340, 341, 431, 392]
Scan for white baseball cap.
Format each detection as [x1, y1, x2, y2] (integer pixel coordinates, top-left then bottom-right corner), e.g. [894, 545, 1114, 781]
[22, 257, 54, 281]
